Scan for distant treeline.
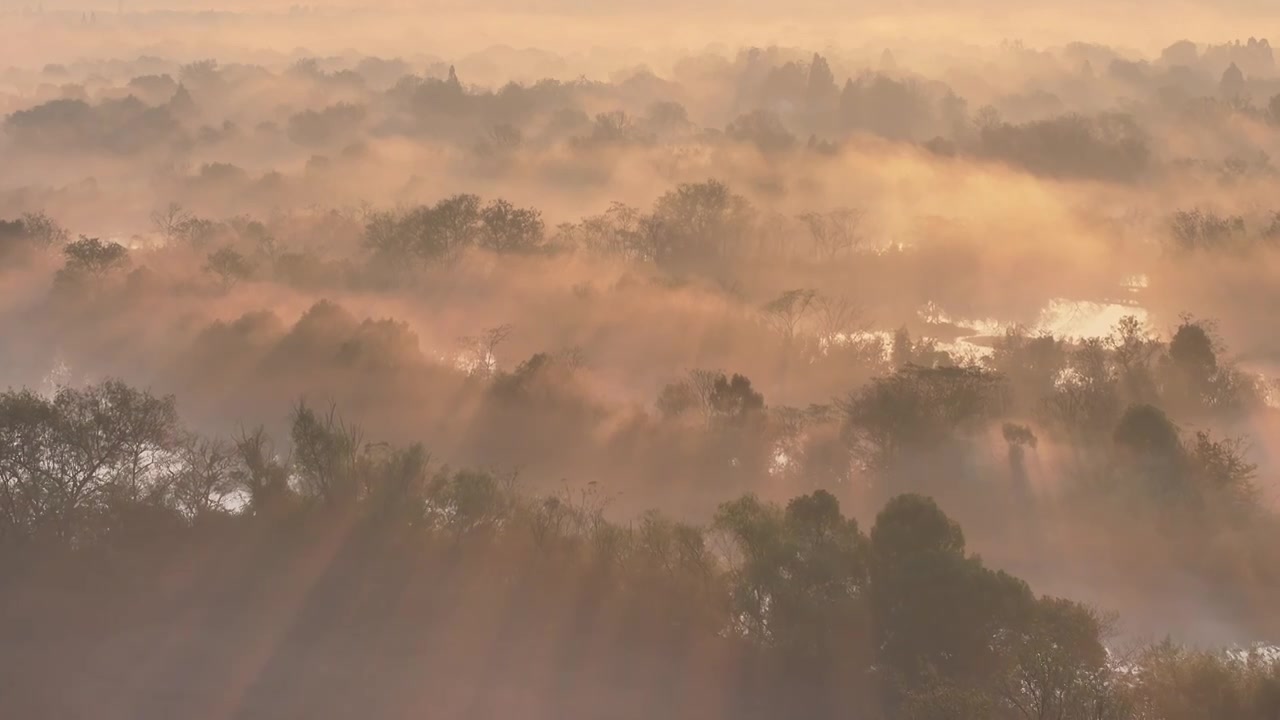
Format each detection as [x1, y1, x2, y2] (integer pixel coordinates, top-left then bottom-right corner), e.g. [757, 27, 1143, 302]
[10, 44, 1280, 185]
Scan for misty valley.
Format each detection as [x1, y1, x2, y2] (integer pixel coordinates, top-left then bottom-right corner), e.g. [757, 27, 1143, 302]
[2, 6, 1280, 719]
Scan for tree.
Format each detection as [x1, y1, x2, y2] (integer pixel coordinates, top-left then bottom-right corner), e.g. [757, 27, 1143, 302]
[0, 211, 69, 258]
[0, 381, 179, 543]
[572, 201, 651, 259]
[1220, 62, 1246, 99]
[656, 379, 700, 419]
[1160, 40, 1199, 66]
[0, 218, 25, 258]
[761, 288, 817, 343]
[869, 494, 965, 565]
[363, 442, 431, 524]
[151, 202, 193, 242]
[709, 373, 765, 421]
[1108, 315, 1161, 403]
[416, 194, 482, 260]
[1, 212, 69, 259]
[166, 435, 237, 521]
[231, 426, 292, 515]
[807, 53, 837, 103]
[978, 112, 1149, 181]
[656, 369, 763, 425]
[479, 199, 544, 253]
[1168, 209, 1246, 252]
[290, 402, 363, 505]
[686, 369, 723, 418]
[1136, 640, 1280, 720]
[900, 676, 996, 720]
[426, 469, 511, 537]
[714, 491, 870, 660]
[814, 295, 867, 347]
[1003, 423, 1038, 491]
[870, 494, 1035, 700]
[889, 327, 952, 369]
[287, 102, 366, 146]
[365, 195, 486, 264]
[990, 326, 1066, 409]
[1112, 403, 1180, 457]
[645, 100, 690, 135]
[1166, 316, 1218, 406]
[363, 208, 415, 261]
[726, 109, 796, 153]
[61, 236, 129, 279]
[204, 247, 253, 288]
[798, 207, 863, 259]
[481, 123, 522, 154]
[457, 323, 513, 377]
[179, 59, 219, 87]
[20, 211, 70, 247]
[588, 110, 635, 144]
[1110, 403, 1199, 510]
[840, 365, 1004, 471]
[999, 598, 1129, 720]
[645, 180, 755, 269]
[1188, 430, 1259, 514]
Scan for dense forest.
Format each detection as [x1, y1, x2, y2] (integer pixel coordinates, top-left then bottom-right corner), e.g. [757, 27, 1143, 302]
[2, 370, 1279, 718]
[3, 7, 1280, 719]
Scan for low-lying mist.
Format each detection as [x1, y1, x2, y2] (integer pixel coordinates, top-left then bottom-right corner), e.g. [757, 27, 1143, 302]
[3, 14, 1280, 719]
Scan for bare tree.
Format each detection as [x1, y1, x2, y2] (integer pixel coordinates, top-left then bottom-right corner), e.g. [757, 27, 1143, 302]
[762, 289, 818, 342]
[687, 369, 724, 419]
[19, 211, 70, 248]
[799, 207, 863, 259]
[232, 426, 292, 514]
[151, 202, 193, 243]
[458, 323, 513, 377]
[487, 123, 522, 152]
[167, 435, 237, 520]
[814, 294, 867, 346]
[290, 401, 364, 505]
[659, 368, 728, 421]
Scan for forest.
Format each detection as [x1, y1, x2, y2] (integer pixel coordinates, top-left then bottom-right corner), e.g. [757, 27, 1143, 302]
[2, 5, 1280, 719]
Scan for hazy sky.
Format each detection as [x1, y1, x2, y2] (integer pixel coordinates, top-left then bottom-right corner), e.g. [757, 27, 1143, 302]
[1, 1, 1278, 60]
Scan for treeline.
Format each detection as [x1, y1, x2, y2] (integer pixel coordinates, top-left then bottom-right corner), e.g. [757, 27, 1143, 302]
[7, 181, 825, 288]
[13, 43, 1280, 185]
[21, 179, 1280, 299]
[1, 379, 1278, 720]
[2, 62, 1160, 183]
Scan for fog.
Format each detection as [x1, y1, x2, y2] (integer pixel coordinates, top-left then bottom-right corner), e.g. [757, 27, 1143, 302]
[2, 5, 1280, 719]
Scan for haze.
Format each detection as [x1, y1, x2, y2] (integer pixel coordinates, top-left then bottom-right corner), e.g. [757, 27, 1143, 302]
[2, 3, 1279, 719]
